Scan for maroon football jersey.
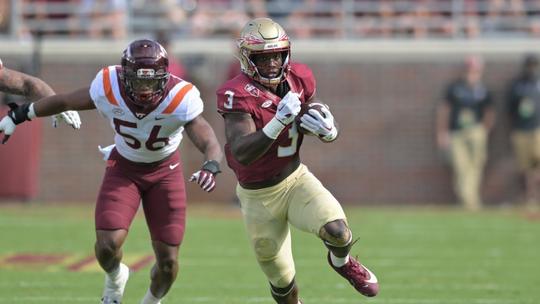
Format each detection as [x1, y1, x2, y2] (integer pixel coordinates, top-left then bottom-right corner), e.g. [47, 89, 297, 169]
[216, 62, 316, 184]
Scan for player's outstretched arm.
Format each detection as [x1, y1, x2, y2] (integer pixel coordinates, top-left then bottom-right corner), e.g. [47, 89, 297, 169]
[32, 87, 95, 116]
[0, 67, 55, 101]
[0, 67, 82, 129]
[185, 115, 223, 192]
[0, 87, 94, 143]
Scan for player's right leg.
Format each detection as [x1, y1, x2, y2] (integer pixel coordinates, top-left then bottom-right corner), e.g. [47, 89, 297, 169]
[236, 183, 302, 304]
[95, 152, 142, 303]
[95, 230, 130, 304]
[270, 278, 302, 304]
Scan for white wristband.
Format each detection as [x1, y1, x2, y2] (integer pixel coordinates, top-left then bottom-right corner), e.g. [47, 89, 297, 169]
[262, 117, 286, 139]
[321, 127, 338, 142]
[28, 103, 37, 119]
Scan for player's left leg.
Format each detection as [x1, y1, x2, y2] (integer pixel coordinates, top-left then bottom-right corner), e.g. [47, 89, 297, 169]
[142, 241, 180, 304]
[140, 158, 186, 304]
[287, 164, 379, 297]
[95, 154, 143, 304]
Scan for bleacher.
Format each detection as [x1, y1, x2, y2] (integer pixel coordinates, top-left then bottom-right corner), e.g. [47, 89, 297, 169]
[2, 0, 540, 40]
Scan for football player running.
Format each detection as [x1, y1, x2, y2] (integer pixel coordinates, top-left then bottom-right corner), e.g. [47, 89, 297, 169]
[0, 58, 80, 137]
[216, 18, 379, 303]
[0, 40, 223, 304]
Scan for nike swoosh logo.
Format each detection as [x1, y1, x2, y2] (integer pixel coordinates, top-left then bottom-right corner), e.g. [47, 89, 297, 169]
[169, 163, 180, 170]
[155, 116, 166, 120]
[362, 265, 378, 284]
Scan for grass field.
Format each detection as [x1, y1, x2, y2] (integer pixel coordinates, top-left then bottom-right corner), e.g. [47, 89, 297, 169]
[0, 203, 538, 304]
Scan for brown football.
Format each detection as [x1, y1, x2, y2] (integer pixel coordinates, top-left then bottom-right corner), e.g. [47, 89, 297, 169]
[295, 102, 328, 135]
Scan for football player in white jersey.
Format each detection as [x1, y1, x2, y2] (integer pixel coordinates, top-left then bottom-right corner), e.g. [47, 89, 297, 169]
[0, 40, 223, 304]
[0, 58, 80, 138]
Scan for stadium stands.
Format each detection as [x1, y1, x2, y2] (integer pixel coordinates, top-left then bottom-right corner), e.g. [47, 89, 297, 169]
[1, 0, 540, 39]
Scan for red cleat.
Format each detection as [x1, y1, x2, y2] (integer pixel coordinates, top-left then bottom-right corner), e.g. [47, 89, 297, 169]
[327, 252, 379, 297]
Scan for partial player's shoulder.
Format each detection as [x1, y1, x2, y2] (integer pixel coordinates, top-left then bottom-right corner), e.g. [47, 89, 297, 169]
[289, 62, 314, 78]
[216, 74, 260, 113]
[216, 73, 254, 97]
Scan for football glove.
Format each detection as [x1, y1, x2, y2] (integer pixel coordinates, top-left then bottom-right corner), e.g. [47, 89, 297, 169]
[300, 106, 338, 142]
[53, 111, 81, 129]
[275, 91, 301, 125]
[189, 160, 221, 192]
[0, 103, 33, 144]
[0, 115, 16, 144]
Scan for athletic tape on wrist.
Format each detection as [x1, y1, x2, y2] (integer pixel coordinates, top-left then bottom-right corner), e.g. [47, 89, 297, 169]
[27, 103, 36, 119]
[262, 117, 286, 139]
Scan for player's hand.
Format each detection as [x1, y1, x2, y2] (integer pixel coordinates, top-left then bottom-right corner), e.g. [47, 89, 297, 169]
[300, 106, 338, 141]
[52, 111, 81, 129]
[0, 115, 16, 144]
[189, 170, 217, 192]
[189, 160, 221, 192]
[275, 91, 301, 125]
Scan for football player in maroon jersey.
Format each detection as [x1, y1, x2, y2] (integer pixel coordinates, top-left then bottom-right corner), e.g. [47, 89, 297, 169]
[0, 40, 222, 304]
[216, 18, 379, 303]
[0, 58, 80, 134]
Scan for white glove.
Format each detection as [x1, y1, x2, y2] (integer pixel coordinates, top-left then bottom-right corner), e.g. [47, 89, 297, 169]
[0, 115, 16, 144]
[300, 106, 338, 142]
[275, 91, 301, 125]
[189, 170, 216, 192]
[52, 111, 81, 129]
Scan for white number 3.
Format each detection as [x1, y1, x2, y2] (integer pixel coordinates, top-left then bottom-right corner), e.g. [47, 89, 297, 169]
[277, 124, 299, 157]
[224, 90, 234, 109]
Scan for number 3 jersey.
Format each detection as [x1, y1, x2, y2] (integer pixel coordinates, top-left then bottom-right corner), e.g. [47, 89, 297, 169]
[89, 66, 203, 163]
[216, 62, 316, 184]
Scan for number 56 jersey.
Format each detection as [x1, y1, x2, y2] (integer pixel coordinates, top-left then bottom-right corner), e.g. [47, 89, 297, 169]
[89, 66, 203, 163]
[216, 62, 316, 184]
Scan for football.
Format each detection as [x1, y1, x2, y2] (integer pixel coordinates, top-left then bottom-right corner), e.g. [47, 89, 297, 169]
[295, 102, 328, 135]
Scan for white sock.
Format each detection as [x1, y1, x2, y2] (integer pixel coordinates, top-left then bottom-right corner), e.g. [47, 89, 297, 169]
[141, 288, 161, 304]
[107, 264, 121, 281]
[330, 252, 350, 267]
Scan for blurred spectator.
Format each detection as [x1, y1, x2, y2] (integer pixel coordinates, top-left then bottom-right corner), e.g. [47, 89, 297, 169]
[287, 0, 344, 38]
[190, 0, 249, 37]
[506, 54, 540, 210]
[21, 0, 76, 36]
[79, 0, 127, 39]
[436, 55, 496, 211]
[155, 30, 187, 79]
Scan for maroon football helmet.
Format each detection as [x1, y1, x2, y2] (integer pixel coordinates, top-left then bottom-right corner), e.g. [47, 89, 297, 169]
[121, 39, 170, 107]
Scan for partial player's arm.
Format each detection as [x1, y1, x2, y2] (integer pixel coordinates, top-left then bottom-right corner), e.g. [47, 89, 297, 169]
[32, 87, 96, 115]
[0, 66, 81, 129]
[0, 67, 55, 101]
[223, 91, 301, 165]
[185, 115, 223, 192]
[224, 112, 276, 165]
[0, 87, 94, 143]
[185, 115, 223, 163]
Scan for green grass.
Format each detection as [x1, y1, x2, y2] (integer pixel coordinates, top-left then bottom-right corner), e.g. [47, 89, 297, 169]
[0, 203, 538, 303]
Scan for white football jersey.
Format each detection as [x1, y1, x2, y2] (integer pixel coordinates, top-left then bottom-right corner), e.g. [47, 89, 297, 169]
[89, 65, 203, 163]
